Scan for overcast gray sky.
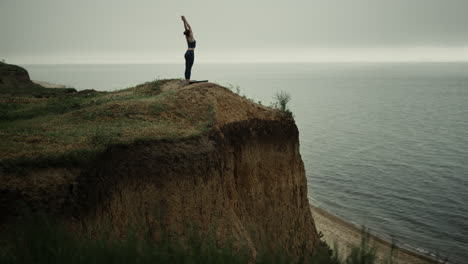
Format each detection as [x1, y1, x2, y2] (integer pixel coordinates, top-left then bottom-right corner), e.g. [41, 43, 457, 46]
[2, 0, 468, 63]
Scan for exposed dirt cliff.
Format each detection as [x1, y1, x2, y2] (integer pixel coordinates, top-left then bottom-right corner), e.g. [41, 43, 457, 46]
[1, 80, 320, 258]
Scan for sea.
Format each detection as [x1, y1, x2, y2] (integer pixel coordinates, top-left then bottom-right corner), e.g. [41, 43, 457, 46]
[23, 62, 468, 263]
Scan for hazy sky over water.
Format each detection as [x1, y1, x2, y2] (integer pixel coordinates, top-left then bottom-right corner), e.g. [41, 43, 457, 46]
[2, 0, 468, 63]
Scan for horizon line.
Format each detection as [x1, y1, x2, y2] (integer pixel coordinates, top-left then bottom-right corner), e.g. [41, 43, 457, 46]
[16, 60, 468, 65]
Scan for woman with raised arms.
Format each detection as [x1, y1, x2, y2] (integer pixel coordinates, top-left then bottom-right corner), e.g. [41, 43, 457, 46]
[181, 16, 196, 85]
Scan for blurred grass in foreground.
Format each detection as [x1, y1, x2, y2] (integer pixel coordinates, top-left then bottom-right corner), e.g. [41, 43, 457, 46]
[2, 209, 436, 264]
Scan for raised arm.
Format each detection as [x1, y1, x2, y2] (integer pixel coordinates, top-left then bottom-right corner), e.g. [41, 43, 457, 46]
[181, 16, 189, 30]
[181, 16, 192, 33]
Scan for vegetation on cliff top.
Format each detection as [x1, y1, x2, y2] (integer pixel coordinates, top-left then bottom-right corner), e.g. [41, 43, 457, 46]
[0, 73, 293, 171]
[0, 79, 215, 170]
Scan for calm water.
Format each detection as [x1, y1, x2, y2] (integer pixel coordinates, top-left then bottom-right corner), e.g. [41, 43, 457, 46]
[24, 63, 468, 263]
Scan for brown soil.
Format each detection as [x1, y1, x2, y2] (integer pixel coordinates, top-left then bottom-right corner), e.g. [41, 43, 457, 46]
[161, 80, 281, 126]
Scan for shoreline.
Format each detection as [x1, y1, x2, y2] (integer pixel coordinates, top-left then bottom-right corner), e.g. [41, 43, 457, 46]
[32, 80, 68, 88]
[310, 204, 446, 264]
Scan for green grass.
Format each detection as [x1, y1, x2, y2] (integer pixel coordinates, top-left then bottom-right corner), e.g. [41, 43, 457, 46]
[343, 228, 377, 264]
[0, 209, 251, 264]
[0, 204, 450, 264]
[0, 208, 412, 264]
[0, 79, 216, 171]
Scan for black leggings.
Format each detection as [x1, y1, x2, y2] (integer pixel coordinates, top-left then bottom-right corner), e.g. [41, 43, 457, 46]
[184, 50, 194, 80]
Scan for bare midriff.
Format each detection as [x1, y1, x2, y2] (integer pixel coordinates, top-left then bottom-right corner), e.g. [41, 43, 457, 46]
[187, 48, 195, 50]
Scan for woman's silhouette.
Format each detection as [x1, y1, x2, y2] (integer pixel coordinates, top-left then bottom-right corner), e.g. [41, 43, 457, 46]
[181, 16, 196, 85]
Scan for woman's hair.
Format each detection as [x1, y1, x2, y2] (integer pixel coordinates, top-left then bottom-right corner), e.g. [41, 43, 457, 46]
[183, 30, 190, 36]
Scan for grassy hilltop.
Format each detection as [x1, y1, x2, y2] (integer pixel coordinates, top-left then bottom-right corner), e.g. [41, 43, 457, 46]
[0, 79, 215, 170]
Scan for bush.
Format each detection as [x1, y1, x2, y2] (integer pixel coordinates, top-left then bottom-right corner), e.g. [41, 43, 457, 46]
[273, 91, 293, 117]
[345, 228, 376, 264]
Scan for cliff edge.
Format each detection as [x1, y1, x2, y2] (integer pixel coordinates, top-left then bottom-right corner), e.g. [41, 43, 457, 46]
[0, 62, 76, 95]
[0, 63, 41, 91]
[0, 79, 320, 258]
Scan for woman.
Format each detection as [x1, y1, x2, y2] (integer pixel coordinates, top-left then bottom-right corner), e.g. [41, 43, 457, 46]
[181, 16, 196, 85]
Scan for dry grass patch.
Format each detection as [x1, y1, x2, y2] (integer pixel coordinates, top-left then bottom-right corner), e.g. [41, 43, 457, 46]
[0, 79, 215, 170]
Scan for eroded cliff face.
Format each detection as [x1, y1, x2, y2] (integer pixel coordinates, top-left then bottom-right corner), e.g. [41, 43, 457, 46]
[0, 81, 320, 258]
[72, 118, 318, 257]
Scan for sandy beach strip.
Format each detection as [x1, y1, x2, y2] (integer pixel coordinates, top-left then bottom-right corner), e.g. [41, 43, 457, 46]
[310, 205, 444, 264]
[32, 80, 68, 88]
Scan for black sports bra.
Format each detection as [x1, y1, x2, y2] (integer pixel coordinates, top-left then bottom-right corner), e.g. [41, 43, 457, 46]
[187, 39, 196, 48]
